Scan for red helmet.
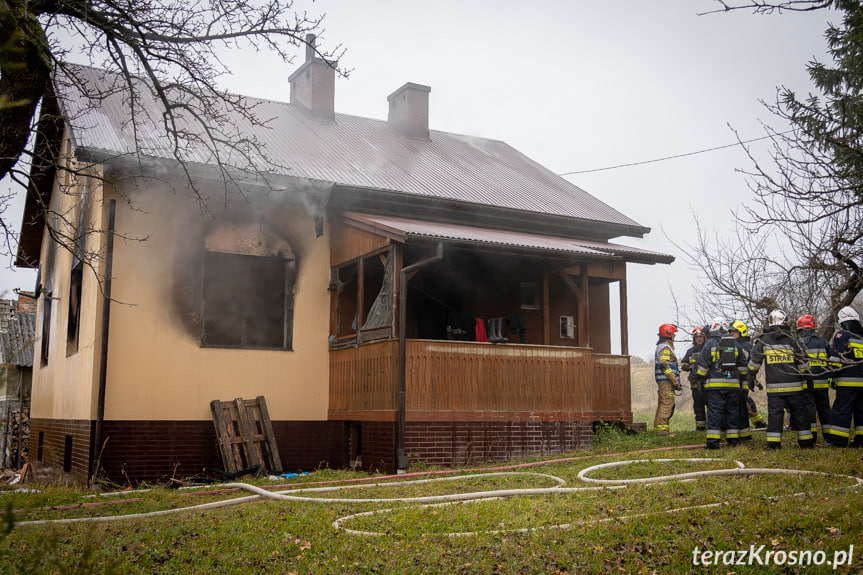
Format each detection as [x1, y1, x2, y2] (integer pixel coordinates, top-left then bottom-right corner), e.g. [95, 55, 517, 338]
[658, 323, 678, 339]
[797, 315, 817, 330]
[691, 326, 706, 337]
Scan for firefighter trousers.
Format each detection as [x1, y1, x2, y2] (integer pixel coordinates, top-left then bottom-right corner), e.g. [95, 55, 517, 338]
[706, 389, 739, 449]
[826, 387, 863, 447]
[691, 384, 707, 430]
[766, 393, 813, 449]
[654, 380, 676, 435]
[737, 388, 752, 441]
[805, 388, 831, 442]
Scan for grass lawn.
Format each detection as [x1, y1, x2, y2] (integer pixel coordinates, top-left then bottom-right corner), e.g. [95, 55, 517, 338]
[1, 427, 861, 574]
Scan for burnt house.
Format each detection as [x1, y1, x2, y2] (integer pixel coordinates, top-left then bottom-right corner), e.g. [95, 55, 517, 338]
[16, 49, 672, 483]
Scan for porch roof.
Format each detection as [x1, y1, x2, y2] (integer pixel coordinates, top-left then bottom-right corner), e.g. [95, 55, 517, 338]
[343, 213, 674, 265]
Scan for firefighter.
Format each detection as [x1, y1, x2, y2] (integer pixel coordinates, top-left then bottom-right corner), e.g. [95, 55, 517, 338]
[696, 318, 749, 449]
[730, 320, 755, 441]
[797, 314, 833, 445]
[654, 323, 681, 436]
[729, 320, 767, 429]
[681, 325, 709, 431]
[747, 310, 813, 449]
[825, 306, 863, 447]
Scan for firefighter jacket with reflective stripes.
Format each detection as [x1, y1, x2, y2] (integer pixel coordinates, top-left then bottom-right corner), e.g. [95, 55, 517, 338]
[829, 321, 863, 387]
[681, 343, 703, 372]
[748, 325, 806, 394]
[799, 329, 833, 388]
[654, 340, 679, 384]
[696, 329, 749, 389]
[737, 335, 752, 355]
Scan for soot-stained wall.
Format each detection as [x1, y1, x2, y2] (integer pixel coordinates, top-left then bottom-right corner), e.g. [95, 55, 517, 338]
[101, 177, 334, 423]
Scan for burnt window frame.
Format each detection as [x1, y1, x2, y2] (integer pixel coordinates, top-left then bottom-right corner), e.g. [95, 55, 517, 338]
[66, 259, 83, 356]
[40, 291, 52, 366]
[200, 250, 295, 351]
[64, 177, 91, 357]
[329, 246, 392, 345]
[330, 260, 360, 340]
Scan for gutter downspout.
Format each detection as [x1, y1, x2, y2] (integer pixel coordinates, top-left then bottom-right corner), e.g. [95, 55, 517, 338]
[91, 199, 116, 485]
[396, 242, 443, 472]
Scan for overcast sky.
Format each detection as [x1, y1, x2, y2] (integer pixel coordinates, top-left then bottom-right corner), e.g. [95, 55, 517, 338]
[0, 0, 832, 359]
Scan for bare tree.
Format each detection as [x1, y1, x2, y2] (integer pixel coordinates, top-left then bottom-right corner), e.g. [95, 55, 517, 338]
[0, 0, 344, 267]
[703, 1, 833, 14]
[676, 191, 861, 335]
[682, 0, 863, 336]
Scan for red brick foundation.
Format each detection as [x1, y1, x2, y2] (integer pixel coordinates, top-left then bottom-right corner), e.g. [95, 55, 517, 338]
[30, 418, 346, 484]
[30, 413, 609, 483]
[346, 416, 595, 474]
[405, 419, 593, 468]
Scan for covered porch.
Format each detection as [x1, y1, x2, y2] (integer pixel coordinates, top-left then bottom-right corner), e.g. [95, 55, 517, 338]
[326, 212, 669, 472]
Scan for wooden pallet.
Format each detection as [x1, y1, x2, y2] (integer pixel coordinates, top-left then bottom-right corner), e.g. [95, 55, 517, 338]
[210, 396, 283, 475]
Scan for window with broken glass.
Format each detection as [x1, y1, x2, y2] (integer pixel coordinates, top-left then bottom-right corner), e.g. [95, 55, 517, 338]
[330, 247, 393, 346]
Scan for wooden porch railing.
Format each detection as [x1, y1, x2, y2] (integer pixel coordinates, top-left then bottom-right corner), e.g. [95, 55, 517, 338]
[590, 353, 632, 414]
[328, 339, 631, 417]
[329, 339, 399, 412]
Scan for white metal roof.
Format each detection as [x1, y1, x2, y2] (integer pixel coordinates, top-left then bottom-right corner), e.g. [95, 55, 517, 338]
[55, 64, 650, 237]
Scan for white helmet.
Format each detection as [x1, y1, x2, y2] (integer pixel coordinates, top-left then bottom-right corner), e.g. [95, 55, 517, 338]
[838, 306, 860, 324]
[710, 317, 727, 332]
[768, 309, 788, 327]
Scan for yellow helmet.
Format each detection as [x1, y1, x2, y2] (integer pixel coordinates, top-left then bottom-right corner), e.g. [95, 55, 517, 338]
[730, 320, 748, 338]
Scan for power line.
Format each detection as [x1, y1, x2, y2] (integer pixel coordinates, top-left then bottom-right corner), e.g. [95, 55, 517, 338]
[559, 131, 791, 176]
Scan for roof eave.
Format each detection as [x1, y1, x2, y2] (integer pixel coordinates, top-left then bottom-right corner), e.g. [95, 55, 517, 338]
[330, 185, 650, 241]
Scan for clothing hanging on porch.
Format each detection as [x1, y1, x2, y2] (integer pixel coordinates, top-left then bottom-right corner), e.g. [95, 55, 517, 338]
[506, 314, 528, 343]
[409, 283, 522, 344]
[445, 309, 474, 341]
[475, 318, 489, 342]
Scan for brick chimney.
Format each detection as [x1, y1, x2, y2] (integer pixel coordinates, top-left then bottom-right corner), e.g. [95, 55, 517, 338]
[15, 291, 37, 314]
[288, 34, 335, 121]
[387, 82, 431, 139]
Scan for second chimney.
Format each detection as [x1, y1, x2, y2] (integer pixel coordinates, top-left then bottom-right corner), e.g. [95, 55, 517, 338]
[289, 34, 335, 121]
[387, 83, 431, 139]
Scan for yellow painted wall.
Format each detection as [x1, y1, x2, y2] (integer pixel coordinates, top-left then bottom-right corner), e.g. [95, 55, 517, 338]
[30, 142, 105, 421]
[101, 178, 331, 421]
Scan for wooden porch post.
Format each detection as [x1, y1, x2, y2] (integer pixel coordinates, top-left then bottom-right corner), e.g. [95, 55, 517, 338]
[580, 271, 589, 348]
[619, 278, 629, 355]
[397, 242, 443, 472]
[542, 271, 550, 345]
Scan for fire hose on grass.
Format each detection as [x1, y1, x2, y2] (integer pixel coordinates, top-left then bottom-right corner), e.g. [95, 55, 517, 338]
[14, 454, 863, 537]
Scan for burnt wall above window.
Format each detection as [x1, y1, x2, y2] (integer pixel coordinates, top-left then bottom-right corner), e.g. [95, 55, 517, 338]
[170, 197, 310, 345]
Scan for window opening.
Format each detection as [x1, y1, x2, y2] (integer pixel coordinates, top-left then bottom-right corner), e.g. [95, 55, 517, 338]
[201, 251, 295, 349]
[331, 262, 358, 338]
[66, 259, 83, 355]
[330, 247, 393, 344]
[40, 289, 52, 366]
[360, 252, 392, 331]
[521, 282, 540, 310]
